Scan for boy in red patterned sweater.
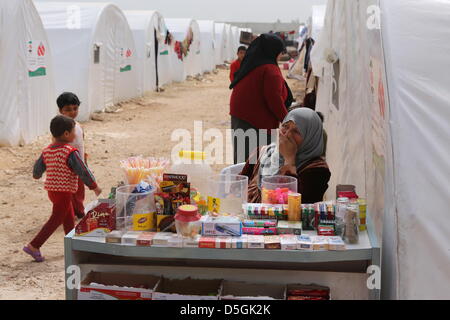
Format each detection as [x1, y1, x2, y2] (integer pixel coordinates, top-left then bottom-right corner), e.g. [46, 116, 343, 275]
[23, 115, 102, 262]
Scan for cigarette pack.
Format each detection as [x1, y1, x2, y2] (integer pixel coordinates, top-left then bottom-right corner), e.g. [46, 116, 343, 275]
[264, 236, 281, 250]
[280, 235, 299, 251]
[215, 237, 232, 249]
[297, 235, 313, 251]
[152, 232, 174, 247]
[183, 236, 200, 248]
[202, 216, 242, 237]
[243, 220, 277, 228]
[199, 237, 216, 249]
[121, 231, 141, 246]
[247, 235, 265, 249]
[277, 221, 302, 235]
[328, 236, 346, 251]
[242, 227, 277, 236]
[167, 235, 183, 248]
[105, 231, 124, 244]
[318, 224, 335, 236]
[231, 235, 248, 249]
[136, 232, 156, 246]
[312, 236, 330, 251]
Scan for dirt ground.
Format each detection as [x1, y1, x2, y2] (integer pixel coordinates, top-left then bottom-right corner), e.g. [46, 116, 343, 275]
[0, 68, 304, 300]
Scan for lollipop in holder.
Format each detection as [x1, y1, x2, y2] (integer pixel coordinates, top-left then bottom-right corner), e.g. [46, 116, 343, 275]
[120, 156, 170, 189]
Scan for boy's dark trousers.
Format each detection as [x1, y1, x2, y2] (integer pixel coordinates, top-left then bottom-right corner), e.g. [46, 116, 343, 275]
[72, 178, 85, 218]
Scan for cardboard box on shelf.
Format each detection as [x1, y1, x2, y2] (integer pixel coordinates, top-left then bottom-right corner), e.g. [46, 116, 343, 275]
[264, 236, 281, 250]
[152, 232, 175, 247]
[221, 281, 286, 300]
[152, 278, 222, 300]
[121, 231, 141, 246]
[167, 235, 183, 248]
[75, 200, 116, 237]
[327, 236, 346, 251]
[105, 231, 125, 244]
[183, 235, 200, 248]
[136, 232, 156, 246]
[243, 227, 277, 236]
[202, 216, 242, 237]
[297, 235, 313, 251]
[242, 220, 277, 228]
[78, 272, 161, 300]
[215, 237, 232, 249]
[287, 283, 330, 300]
[280, 235, 299, 251]
[199, 236, 216, 249]
[231, 235, 248, 249]
[247, 235, 265, 249]
[312, 236, 330, 251]
[277, 221, 302, 235]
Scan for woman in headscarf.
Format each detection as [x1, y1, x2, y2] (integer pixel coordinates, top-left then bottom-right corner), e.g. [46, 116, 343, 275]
[240, 108, 331, 204]
[230, 33, 294, 164]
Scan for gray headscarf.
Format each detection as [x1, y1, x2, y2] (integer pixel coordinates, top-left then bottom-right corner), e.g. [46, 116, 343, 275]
[259, 108, 324, 182]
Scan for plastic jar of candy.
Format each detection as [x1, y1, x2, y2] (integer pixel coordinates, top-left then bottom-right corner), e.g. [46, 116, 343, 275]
[175, 205, 202, 238]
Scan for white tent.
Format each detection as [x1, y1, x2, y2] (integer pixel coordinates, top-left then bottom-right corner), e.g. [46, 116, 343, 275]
[165, 18, 202, 82]
[35, 2, 139, 122]
[311, 0, 450, 299]
[124, 10, 171, 94]
[231, 26, 240, 58]
[197, 20, 216, 73]
[214, 23, 227, 66]
[0, 0, 56, 146]
[224, 24, 234, 62]
[309, 5, 326, 41]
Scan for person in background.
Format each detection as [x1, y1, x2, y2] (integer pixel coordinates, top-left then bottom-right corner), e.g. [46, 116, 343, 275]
[230, 46, 247, 82]
[240, 108, 331, 204]
[57, 92, 87, 219]
[24, 116, 101, 262]
[230, 33, 294, 164]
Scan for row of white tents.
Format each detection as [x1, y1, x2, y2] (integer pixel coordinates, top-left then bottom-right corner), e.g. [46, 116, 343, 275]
[0, 0, 250, 146]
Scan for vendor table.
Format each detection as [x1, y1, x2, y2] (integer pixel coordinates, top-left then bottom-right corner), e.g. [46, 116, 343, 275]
[64, 217, 380, 300]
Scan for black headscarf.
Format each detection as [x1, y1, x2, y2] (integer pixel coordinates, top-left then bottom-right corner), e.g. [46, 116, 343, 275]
[230, 33, 295, 108]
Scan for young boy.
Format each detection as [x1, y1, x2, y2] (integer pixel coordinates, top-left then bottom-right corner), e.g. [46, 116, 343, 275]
[230, 46, 247, 82]
[57, 92, 86, 219]
[23, 115, 101, 262]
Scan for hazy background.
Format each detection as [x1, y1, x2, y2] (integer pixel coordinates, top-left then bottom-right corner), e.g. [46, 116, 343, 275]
[34, 0, 328, 23]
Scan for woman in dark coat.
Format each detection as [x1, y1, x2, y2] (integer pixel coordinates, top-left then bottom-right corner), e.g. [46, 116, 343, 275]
[240, 108, 331, 204]
[230, 33, 294, 164]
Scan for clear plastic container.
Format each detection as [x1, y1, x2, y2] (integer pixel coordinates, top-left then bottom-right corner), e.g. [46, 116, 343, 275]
[170, 151, 213, 196]
[174, 205, 202, 238]
[115, 184, 156, 232]
[207, 174, 249, 216]
[261, 175, 298, 204]
[342, 203, 359, 244]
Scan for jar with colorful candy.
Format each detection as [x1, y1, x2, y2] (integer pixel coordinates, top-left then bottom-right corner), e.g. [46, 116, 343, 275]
[261, 176, 298, 204]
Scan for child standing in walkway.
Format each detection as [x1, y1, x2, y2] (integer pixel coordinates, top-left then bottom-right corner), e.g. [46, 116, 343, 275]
[24, 115, 101, 262]
[57, 92, 87, 219]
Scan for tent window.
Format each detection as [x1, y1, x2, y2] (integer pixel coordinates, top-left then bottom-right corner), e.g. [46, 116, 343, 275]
[93, 44, 101, 64]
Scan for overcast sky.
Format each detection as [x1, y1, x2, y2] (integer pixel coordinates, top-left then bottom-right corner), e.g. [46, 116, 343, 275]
[34, 0, 328, 23]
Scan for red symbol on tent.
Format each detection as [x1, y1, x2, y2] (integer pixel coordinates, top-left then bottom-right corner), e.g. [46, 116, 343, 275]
[126, 49, 132, 58]
[37, 43, 46, 57]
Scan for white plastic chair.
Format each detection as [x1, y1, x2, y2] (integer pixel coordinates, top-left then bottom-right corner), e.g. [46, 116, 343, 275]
[220, 163, 246, 176]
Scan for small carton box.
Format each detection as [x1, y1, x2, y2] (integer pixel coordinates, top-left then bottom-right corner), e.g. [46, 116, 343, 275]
[297, 235, 313, 251]
[121, 231, 141, 246]
[247, 235, 265, 249]
[152, 232, 175, 247]
[78, 272, 161, 300]
[105, 230, 125, 244]
[75, 200, 116, 237]
[277, 221, 302, 235]
[232, 235, 248, 249]
[152, 278, 222, 300]
[167, 235, 183, 248]
[183, 235, 200, 248]
[202, 216, 242, 237]
[264, 236, 281, 250]
[221, 281, 286, 300]
[243, 227, 277, 235]
[136, 232, 156, 246]
[312, 236, 330, 251]
[199, 236, 216, 249]
[215, 237, 232, 249]
[287, 284, 330, 300]
[328, 236, 346, 251]
[280, 235, 299, 251]
[243, 220, 277, 228]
